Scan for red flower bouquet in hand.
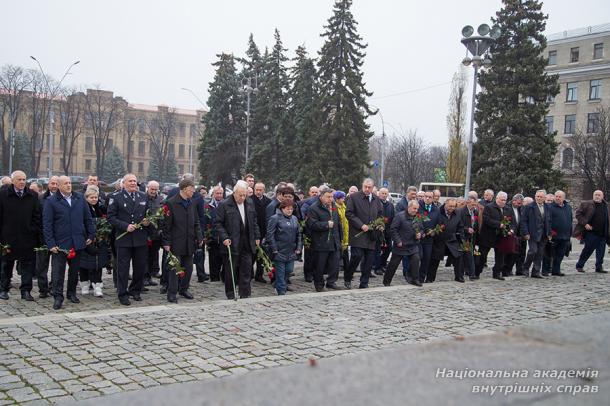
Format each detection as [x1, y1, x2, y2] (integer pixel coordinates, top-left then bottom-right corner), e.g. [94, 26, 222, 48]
[67, 248, 76, 260]
[500, 216, 512, 237]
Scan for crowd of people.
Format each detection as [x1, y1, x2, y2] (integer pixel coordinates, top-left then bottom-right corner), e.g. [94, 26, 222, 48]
[0, 170, 607, 310]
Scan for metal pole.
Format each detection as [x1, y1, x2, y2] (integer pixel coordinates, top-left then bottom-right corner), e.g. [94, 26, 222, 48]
[47, 107, 54, 178]
[464, 65, 478, 198]
[379, 112, 386, 188]
[8, 115, 15, 173]
[245, 86, 251, 165]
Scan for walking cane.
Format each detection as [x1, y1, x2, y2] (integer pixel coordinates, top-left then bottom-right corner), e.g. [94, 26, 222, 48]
[228, 247, 238, 301]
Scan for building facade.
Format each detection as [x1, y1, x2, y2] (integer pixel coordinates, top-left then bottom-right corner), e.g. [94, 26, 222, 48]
[545, 23, 610, 201]
[5, 88, 205, 182]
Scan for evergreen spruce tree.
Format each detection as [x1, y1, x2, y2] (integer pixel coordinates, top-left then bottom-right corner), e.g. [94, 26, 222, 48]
[148, 154, 178, 183]
[247, 29, 292, 184]
[12, 133, 33, 175]
[198, 53, 246, 186]
[472, 0, 562, 196]
[290, 45, 320, 188]
[102, 146, 125, 181]
[315, 0, 375, 188]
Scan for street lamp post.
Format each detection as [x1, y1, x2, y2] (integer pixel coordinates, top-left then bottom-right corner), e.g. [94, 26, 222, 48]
[181, 87, 207, 175]
[30, 56, 80, 178]
[460, 24, 499, 197]
[239, 76, 258, 167]
[370, 105, 386, 188]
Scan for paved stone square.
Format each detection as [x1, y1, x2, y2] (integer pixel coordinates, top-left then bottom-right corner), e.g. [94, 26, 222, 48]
[0, 240, 609, 404]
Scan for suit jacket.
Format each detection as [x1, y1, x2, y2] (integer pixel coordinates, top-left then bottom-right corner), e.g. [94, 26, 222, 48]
[479, 202, 504, 248]
[574, 200, 610, 239]
[418, 200, 439, 244]
[0, 187, 42, 260]
[431, 205, 464, 260]
[107, 190, 150, 247]
[253, 194, 271, 240]
[43, 191, 95, 251]
[390, 211, 420, 256]
[346, 191, 384, 250]
[163, 194, 203, 256]
[215, 195, 260, 255]
[520, 202, 551, 242]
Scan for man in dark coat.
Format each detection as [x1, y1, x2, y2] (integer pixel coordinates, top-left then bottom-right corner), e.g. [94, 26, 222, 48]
[416, 190, 439, 283]
[502, 194, 526, 277]
[547, 190, 572, 276]
[163, 179, 203, 303]
[476, 191, 511, 280]
[107, 173, 150, 306]
[206, 186, 225, 282]
[575, 190, 610, 273]
[145, 180, 162, 286]
[306, 186, 343, 292]
[373, 187, 395, 275]
[216, 180, 260, 299]
[521, 189, 551, 278]
[252, 182, 271, 283]
[0, 171, 43, 301]
[383, 199, 422, 286]
[43, 176, 95, 310]
[458, 191, 480, 280]
[299, 187, 320, 283]
[427, 198, 465, 283]
[344, 178, 384, 289]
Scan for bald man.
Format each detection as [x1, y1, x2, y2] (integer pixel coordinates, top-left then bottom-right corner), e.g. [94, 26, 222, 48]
[575, 190, 610, 273]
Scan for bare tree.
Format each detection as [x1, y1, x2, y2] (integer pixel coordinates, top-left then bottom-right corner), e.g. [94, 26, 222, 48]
[0, 64, 31, 173]
[570, 106, 610, 196]
[83, 87, 125, 179]
[445, 67, 468, 183]
[385, 129, 431, 192]
[147, 106, 178, 181]
[57, 88, 85, 174]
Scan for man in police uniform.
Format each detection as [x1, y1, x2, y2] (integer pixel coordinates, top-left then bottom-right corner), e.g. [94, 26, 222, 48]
[107, 174, 150, 306]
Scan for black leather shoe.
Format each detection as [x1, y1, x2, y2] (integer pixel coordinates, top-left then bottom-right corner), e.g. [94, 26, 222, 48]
[493, 275, 505, 281]
[21, 291, 34, 301]
[304, 276, 313, 283]
[167, 295, 178, 303]
[469, 276, 476, 281]
[53, 298, 63, 310]
[409, 280, 423, 287]
[552, 272, 565, 277]
[344, 281, 351, 289]
[0, 291, 8, 300]
[455, 277, 465, 283]
[369, 273, 376, 278]
[254, 276, 267, 284]
[179, 291, 194, 300]
[143, 278, 158, 286]
[326, 284, 343, 290]
[531, 274, 543, 279]
[315, 286, 325, 292]
[67, 295, 80, 303]
[130, 294, 142, 301]
[160, 285, 167, 294]
[596, 269, 608, 274]
[119, 296, 131, 306]
[373, 269, 384, 275]
[39, 292, 49, 299]
[541, 272, 550, 276]
[227, 294, 235, 300]
[358, 284, 368, 289]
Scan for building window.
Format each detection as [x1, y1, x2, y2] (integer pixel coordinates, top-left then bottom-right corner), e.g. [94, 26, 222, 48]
[564, 115, 576, 134]
[590, 79, 601, 100]
[593, 43, 604, 60]
[570, 47, 579, 62]
[59, 158, 65, 169]
[138, 162, 144, 173]
[546, 94, 555, 103]
[179, 123, 186, 137]
[127, 161, 133, 172]
[562, 148, 573, 170]
[588, 112, 600, 133]
[548, 50, 557, 65]
[138, 141, 145, 156]
[85, 137, 93, 153]
[178, 144, 185, 158]
[179, 164, 184, 174]
[190, 124, 197, 137]
[138, 120, 146, 133]
[85, 159, 92, 171]
[128, 140, 134, 155]
[545, 116, 554, 135]
[168, 143, 175, 156]
[566, 82, 578, 102]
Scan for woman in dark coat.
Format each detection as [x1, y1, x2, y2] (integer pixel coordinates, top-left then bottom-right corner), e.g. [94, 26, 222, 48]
[79, 186, 109, 297]
[266, 201, 302, 295]
[383, 199, 422, 287]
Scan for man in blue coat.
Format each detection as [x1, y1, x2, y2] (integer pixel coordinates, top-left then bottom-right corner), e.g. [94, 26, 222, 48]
[520, 189, 552, 278]
[107, 174, 150, 306]
[548, 190, 573, 276]
[43, 176, 95, 310]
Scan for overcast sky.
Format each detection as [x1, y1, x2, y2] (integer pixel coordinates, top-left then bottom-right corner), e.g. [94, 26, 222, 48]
[2, 0, 609, 146]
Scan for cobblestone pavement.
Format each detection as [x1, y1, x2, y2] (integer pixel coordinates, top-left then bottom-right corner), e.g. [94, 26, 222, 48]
[1, 240, 609, 404]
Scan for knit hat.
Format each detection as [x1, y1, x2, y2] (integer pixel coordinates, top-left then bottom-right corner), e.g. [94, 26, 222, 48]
[333, 191, 346, 200]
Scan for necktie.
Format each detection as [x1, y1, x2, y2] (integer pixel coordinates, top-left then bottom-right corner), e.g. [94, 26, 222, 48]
[130, 192, 135, 201]
[17, 190, 23, 198]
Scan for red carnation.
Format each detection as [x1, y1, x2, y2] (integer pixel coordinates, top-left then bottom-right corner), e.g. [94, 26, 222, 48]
[67, 248, 76, 260]
[424, 211, 429, 216]
[384, 216, 389, 224]
[146, 239, 153, 247]
[551, 229, 558, 237]
[162, 204, 171, 217]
